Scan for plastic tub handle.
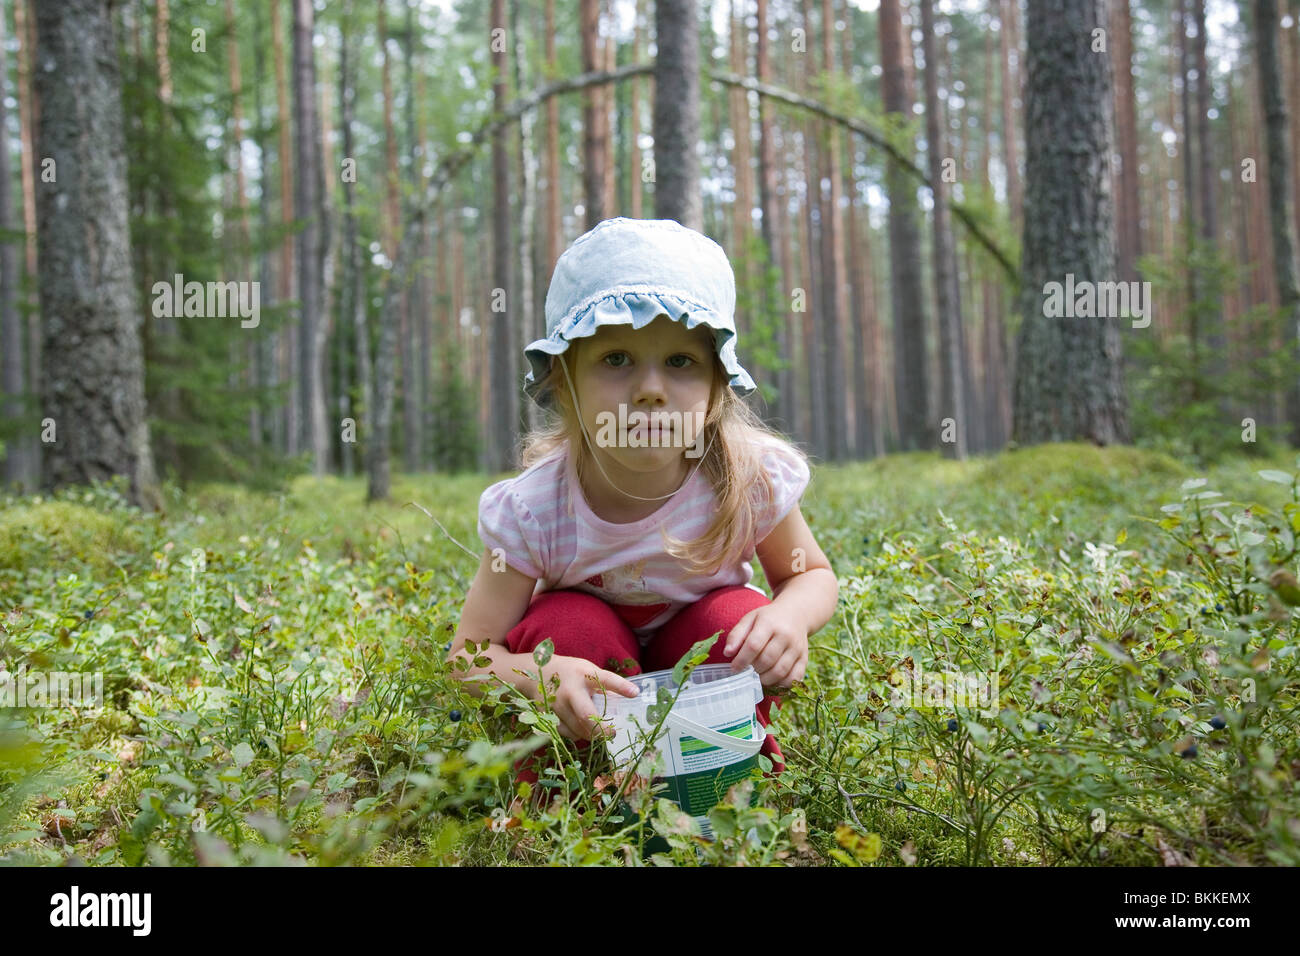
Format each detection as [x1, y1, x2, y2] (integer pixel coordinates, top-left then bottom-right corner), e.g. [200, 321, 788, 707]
[664, 711, 770, 757]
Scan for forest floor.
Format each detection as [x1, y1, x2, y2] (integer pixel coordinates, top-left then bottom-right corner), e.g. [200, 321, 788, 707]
[2, 441, 1298, 866]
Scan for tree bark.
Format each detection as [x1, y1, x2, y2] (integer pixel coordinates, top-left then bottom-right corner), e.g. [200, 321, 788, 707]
[799, 0, 826, 458]
[1112, 0, 1141, 285]
[1252, 0, 1300, 444]
[0, 4, 34, 490]
[544, 0, 562, 277]
[34, 0, 160, 508]
[921, 0, 968, 459]
[1012, 0, 1129, 446]
[1000, 0, 1022, 229]
[292, 0, 328, 474]
[630, 0, 645, 219]
[271, 0, 297, 455]
[489, 0, 518, 473]
[880, 0, 931, 451]
[581, 0, 607, 227]
[512, 0, 540, 436]
[654, 0, 703, 230]
[816, 0, 848, 461]
[755, 0, 790, 434]
[401, 0, 423, 471]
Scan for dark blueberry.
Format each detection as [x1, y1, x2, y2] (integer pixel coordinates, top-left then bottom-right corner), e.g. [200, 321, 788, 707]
[1200, 606, 1211, 616]
[894, 781, 906, 793]
[449, 709, 462, 722]
[946, 718, 959, 732]
[1215, 604, 1224, 612]
[444, 641, 452, 653]
[862, 536, 869, 544]
[1181, 744, 1198, 759]
[1209, 715, 1226, 730]
[83, 609, 95, 620]
[1037, 722, 1048, 733]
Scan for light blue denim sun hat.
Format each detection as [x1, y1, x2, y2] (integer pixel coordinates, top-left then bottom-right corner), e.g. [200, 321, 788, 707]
[523, 217, 757, 408]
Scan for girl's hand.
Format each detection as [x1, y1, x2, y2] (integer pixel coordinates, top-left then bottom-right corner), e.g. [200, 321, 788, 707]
[538, 654, 640, 741]
[723, 603, 808, 690]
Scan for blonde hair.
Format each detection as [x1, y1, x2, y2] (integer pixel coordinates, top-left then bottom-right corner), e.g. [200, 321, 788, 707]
[518, 331, 809, 577]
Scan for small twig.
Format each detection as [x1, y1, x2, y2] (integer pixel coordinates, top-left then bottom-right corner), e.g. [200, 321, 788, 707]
[838, 782, 974, 838]
[405, 502, 480, 562]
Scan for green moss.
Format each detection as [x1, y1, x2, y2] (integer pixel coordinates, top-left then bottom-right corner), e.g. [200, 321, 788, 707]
[0, 501, 145, 573]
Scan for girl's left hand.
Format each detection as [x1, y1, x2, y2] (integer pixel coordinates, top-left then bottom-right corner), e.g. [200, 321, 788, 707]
[722, 603, 808, 690]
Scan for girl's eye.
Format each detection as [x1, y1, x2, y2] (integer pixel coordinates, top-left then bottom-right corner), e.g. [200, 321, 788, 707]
[603, 352, 630, 368]
[667, 354, 695, 368]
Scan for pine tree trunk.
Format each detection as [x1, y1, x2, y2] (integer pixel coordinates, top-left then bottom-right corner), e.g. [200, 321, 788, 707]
[0, 5, 34, 490]
[755, 0, 790, 434]
[799, 0, 826, 458]
[921, 0, 967, 459]
[34, 0, 159, 508]
[340, 0, 369, 479]
[818, 0, 848, 461]
[581, 0, 606, 227]
[630, 0, 645, 219]
[489, 0, 518, 473]
[880, 0, 931, 451]
[271, 0, 296, 455]
[1193, 0, 1227, 399]
[999, 0, 1022, 230]
[1012, 0, 1129, 446]
[14, 0, 40, 465]
[544, 0, 562, 278]
[511, 0, 540, 437]
[1112, 0, 1141, 285]
[603, 8, 618, 219]
[1252, 0, 1300, 444]
[292, 0, 327, 474]
[401, 0, 423, 471]
[654, 0, 702, 230]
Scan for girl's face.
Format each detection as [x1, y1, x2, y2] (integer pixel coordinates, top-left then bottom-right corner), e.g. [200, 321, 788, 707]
[565, 314, 717, 476]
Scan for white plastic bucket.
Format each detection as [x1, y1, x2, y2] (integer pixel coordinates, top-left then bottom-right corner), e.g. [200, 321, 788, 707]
[592, 663, 769, 838]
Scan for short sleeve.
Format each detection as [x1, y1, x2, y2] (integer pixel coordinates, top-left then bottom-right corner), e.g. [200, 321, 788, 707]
[753, 440, 811, 543]
[477, 480, 545, 579]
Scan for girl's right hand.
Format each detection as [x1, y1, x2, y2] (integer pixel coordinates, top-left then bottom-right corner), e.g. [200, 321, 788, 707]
[538, 655, 641, 741]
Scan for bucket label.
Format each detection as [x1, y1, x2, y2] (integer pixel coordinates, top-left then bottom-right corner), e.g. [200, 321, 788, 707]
[662, 754, 759, 817]
[676, 718, 758, 773]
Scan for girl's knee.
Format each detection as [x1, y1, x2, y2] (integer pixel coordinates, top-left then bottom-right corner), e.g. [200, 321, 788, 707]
[506, 589, 641, 672]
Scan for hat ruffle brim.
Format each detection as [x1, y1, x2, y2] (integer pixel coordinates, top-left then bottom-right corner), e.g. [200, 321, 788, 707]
[522, 288, 756, 407]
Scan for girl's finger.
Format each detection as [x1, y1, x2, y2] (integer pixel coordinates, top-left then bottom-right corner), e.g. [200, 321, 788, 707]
[723, 611, 758, 656]
[556, 715, 582, 740]
[767, 648, 801, 688]
[791, 656, 807, 684]
[754, 635, 788, 672]
[590, 667, 640, 699]
[730, 627, 772, 673]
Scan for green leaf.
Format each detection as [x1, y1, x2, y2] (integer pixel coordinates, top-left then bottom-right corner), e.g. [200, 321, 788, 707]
[232, 742, 255, 767]
[532, 638, 554, 668]
[1258, 470, 1293, 485]
[671, 632, 720, 685]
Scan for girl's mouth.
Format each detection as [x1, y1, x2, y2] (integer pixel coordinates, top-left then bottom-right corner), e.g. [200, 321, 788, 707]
[627, 424, 672, 440]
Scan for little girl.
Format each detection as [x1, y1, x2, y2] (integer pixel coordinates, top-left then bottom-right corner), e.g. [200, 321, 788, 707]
[449, 217, 838, 788]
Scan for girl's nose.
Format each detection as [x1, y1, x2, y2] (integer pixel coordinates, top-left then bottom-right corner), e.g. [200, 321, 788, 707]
[632, 365, 667, 404]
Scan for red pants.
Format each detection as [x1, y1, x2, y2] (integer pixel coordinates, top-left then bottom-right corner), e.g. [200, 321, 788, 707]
[505, 585, 787, 788]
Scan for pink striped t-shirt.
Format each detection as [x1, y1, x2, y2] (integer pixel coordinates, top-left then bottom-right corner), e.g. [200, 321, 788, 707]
[476, 434, 811, 645]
